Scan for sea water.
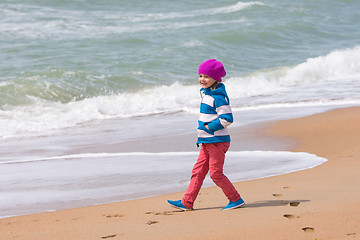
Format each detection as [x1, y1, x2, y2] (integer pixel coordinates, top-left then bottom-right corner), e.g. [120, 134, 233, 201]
[0, 0, 359, 217]
[0, 151, 326, 217]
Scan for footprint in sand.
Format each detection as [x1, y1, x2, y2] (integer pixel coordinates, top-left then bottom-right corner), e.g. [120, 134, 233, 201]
[145, 211, 173, 216]
[101, 234, 117, 239]
[283, 214, 296, 219]
[146, 220, 159, 225]
[273, 193, 282, 197]
[283, 186, 291, 189]
[283, 214, 300, 219]
[104, 214, 124, 218]
[289, 201, 300, 207]
[347, 233, 356, 237]
[302, 227, 314, 233]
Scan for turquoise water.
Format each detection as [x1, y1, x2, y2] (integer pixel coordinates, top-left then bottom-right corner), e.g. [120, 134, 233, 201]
[1, 0, 360, 138]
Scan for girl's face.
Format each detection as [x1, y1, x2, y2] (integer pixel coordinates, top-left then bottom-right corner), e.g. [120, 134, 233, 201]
[199, 74, 217, 89]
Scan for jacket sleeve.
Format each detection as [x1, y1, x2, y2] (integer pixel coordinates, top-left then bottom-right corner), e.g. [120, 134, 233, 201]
[207, 96, 233, 132]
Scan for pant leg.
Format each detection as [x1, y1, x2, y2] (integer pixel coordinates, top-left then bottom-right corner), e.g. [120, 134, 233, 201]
[182, 145, 210, 209]
[208, 142, 241, 202]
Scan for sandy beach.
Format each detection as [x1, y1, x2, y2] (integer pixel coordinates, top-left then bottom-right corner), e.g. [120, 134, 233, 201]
[1, 106, 360, 240]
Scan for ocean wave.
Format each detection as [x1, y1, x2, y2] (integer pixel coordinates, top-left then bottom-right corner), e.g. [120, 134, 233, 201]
[207, 1, 264, 15]
[1, 17, 249, 40]
[0, 1, 260, 40]
[226, 46, 360, 98]
[108, 1, 264, 22]
[0, 46, 359, 138]
[0, 82, 200, 138]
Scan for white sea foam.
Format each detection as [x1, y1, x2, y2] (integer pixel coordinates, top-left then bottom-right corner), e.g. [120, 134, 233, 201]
[226, 46, 360, 98]
[0, 150, 326, 218]
[280, 47, 360, 84]
[207, 1, 264, 15]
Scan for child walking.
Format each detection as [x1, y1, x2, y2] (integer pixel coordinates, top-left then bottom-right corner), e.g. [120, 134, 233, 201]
[167, 59, 245, 211]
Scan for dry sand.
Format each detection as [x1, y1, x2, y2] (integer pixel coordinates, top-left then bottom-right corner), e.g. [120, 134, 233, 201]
[1, 106, 360, 240]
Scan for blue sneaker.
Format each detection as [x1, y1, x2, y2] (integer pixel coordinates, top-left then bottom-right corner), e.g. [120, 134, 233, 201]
[167, 200, 190, 211]
[222, 198, 245, 210]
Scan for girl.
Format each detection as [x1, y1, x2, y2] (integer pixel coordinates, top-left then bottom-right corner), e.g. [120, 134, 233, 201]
[167, 59, 245, 211]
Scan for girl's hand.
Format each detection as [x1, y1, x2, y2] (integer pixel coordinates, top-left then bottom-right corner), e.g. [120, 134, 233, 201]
[204, 124, 209, 130]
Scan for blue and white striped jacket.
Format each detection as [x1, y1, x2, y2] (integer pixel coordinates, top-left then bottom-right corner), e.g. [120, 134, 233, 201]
[197, 83, 233, 144]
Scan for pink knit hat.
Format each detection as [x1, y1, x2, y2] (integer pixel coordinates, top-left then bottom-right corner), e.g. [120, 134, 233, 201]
[198, 59, 226, 82]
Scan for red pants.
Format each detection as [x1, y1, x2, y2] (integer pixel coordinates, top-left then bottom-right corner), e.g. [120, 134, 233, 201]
[182, 142, 241, 209]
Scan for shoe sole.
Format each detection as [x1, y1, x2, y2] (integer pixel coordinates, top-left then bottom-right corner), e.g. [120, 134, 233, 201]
[222, 202, 245, 210]
[167, 202, 188, 211]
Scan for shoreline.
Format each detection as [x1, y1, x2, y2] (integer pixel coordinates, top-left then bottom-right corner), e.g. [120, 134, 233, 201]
[1, 106, 360, 239]
[0, 118, 306, 219]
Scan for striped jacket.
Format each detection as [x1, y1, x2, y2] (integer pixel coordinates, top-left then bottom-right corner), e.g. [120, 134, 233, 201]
[197, 83, 233, 144]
